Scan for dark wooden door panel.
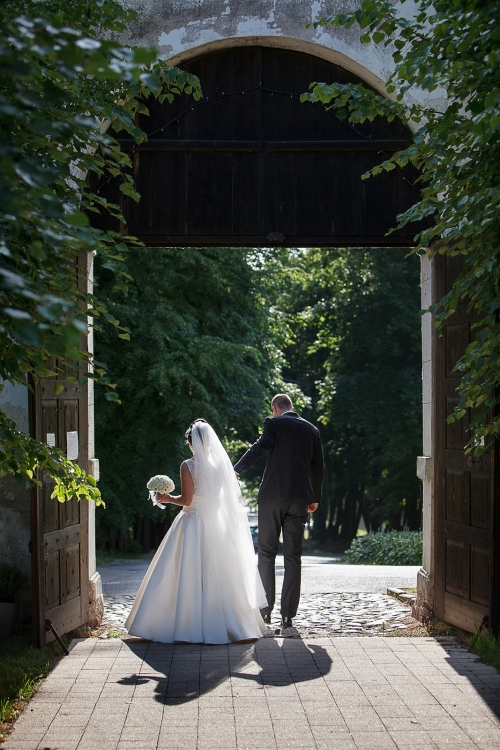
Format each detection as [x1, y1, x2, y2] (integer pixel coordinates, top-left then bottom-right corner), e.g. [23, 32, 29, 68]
[43, 597, 82, 640]
[444, 520, 490, 548]
[154, 152, 186, 236]
[32, 315, 90, 646]
[43, 479, 59, 535]
[471, 547, 490, 606]
[435, 253, 497, 633]
[62, 544, 81, 603]
[446, 324, 469, 376]
[89, 46, 430, 247]
[186, 152, 233, 235]
[261, 153, 297, 236]
[232, 153, 261, 236]
[331, 152, 366, 237]
[444, 591, 489, 632]
[44, 525, 81, 554]
[471, 471, 491, 529]
[295, 153, 333, 237]
[446, 469, 468, 524]
[45, 552, 60, 611]
[445, 538, 469, 598]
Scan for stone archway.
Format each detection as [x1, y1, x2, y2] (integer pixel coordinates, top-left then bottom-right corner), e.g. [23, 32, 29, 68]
[88, 40, 439, 627]
[30, 39, 437, 644]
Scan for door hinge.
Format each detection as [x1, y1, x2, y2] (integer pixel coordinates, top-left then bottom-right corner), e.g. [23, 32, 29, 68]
[28, 540, 33, 554]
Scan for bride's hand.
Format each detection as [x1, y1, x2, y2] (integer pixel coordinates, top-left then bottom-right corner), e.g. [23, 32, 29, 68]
[157, 494, 170, 503]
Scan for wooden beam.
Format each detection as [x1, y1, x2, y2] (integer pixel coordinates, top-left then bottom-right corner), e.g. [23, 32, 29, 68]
[116, 139, 412, 153]
[130, 234, 418, 248]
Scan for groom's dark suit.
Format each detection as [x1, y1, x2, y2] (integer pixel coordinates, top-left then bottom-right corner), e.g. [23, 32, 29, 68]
[234, 412, 324, 619]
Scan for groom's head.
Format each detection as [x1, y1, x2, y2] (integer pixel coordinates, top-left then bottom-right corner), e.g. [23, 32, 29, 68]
[271, 394, 294, 417]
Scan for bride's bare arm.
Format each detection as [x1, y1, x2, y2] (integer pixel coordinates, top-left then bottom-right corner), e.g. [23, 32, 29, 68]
[157, 462, 194, 507]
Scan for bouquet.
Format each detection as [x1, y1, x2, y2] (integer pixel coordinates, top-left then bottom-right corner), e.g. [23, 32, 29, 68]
[147, 475, 175, 510]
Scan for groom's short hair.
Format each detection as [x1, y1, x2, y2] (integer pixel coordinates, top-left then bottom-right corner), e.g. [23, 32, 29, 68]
[272, 394, 293, 412]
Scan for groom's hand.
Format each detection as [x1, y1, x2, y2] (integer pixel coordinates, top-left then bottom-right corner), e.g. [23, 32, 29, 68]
[308, 503, 318, 512]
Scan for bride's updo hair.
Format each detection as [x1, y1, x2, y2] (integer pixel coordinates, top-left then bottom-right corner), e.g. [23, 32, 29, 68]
[185, 418, 208, 447]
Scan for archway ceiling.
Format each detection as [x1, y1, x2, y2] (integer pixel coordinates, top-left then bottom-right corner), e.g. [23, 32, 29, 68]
[91, 46, 428, 247]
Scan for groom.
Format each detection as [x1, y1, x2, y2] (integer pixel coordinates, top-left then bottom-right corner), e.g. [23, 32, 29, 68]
[234, 394, 324, 629]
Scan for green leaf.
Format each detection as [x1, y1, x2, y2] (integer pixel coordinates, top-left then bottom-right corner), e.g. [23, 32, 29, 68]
[119, 181, 140, 201]
[65, 211, 90, 227]
[140, 72, 161, 90]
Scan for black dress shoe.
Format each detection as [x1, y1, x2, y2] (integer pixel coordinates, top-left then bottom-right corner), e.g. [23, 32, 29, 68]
[281, 616, 293, 629]
[262, 613, 272, 625]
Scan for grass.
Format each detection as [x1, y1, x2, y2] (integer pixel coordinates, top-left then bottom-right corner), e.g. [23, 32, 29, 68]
[471, 629, 500, 672]
[0, 625, 69, 743]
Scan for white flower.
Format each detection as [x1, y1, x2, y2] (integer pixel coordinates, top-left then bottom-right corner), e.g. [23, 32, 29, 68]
[147, 474, 175, 494]
[147, 474, 175, 509]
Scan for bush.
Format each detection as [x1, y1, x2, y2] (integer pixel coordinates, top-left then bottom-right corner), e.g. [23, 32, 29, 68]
[343, 531, 422, 565]
[0, 563, 28, 603]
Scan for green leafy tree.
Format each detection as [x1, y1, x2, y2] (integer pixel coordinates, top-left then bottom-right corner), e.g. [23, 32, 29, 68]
[0, 0, 200, 502]
[271, 248, 422, 547]
[303, 0, 500, 454]
[94, 248, 278, 552]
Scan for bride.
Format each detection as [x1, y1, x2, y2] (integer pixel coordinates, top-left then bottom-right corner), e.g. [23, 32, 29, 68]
[125, 419, 267, 643]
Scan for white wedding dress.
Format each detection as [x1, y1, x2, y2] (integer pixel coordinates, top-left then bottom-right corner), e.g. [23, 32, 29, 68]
[125, 422, 267, 644]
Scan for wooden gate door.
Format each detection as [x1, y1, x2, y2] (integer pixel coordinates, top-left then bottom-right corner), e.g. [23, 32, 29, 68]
[434, 253, 498, 632]
[31, 377, 89, 646]
[30, 251, 90, 647]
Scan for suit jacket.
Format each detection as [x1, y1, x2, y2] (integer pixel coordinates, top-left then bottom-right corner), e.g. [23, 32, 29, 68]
[234, 412, 324, 504]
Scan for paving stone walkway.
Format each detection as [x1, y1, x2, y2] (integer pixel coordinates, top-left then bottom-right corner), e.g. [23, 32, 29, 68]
[101, 593, 415, 639]
[3, 636, 500, 750]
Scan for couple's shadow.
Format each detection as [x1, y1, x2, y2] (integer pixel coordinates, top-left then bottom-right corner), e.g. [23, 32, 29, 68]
[118, 638, 332, 705]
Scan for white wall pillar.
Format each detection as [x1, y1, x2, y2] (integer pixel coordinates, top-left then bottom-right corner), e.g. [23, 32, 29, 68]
[84, 250, 104, 625]
[413, 251, 436, 621]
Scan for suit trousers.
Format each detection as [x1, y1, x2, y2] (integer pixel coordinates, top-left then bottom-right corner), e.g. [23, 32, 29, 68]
[257, 498, 309, 618]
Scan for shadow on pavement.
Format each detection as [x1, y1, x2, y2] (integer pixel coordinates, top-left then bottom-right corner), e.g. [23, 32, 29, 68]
[442, 646, 500, 720]
[116, 638, 332, 705]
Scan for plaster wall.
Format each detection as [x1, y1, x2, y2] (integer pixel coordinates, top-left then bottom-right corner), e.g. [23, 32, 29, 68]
[0, 382, 31, 577]
[121, 0, 446, 118]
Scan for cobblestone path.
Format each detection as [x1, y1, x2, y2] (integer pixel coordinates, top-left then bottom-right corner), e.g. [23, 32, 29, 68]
[101, 592, 417, 639]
